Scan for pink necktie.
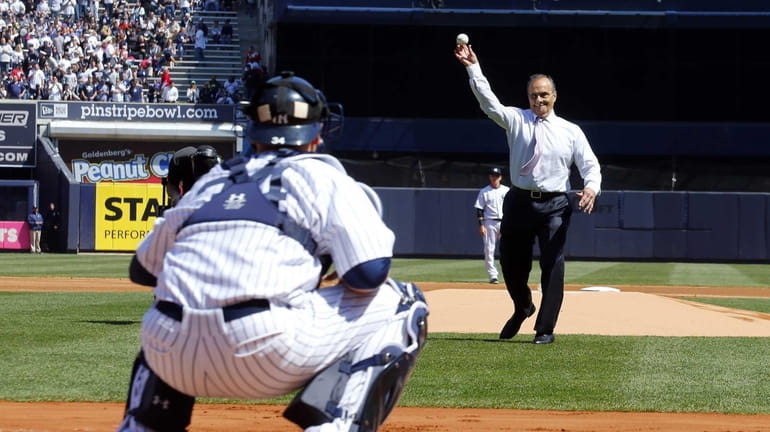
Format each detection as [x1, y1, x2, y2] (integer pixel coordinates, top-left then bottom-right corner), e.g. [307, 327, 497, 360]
[520, 117, 544, 176]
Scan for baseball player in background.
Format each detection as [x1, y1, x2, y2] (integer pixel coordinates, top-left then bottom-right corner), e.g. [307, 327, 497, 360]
[474, 167, 509, 284]
[116, 71, 428, 432]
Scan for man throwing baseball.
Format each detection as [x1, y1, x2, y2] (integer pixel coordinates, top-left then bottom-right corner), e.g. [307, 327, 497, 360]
[455, 42, 601, 345]
[116, 71, 428, 432]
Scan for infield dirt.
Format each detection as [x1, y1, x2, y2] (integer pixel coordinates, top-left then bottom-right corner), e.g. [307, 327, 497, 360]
[2, 277, 770, 432]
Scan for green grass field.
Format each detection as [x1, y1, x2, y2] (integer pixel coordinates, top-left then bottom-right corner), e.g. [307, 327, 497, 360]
[1, 254, 769, 413]
[2, 253, 770, 287]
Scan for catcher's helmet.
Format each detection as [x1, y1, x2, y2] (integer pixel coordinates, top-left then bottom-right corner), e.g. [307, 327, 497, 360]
[166, 145, 221, 206]
[191, 145, 220, 179]
[243, 71, 328, 146]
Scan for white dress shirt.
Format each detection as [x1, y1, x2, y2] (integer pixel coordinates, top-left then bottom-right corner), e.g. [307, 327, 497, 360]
[466, 63, 602, 195]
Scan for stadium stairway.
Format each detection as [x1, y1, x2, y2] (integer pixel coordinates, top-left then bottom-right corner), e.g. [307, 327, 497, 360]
[172, 9, 244, 102]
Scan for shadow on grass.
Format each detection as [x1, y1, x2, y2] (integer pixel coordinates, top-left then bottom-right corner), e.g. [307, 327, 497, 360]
[427, 335, 534, 344]
[79, 320, 140, 325]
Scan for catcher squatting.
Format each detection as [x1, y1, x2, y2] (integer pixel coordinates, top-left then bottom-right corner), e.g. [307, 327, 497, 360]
[115, 72, 429, 432]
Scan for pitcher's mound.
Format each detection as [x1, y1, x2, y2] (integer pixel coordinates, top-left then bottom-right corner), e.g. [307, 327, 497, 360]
[425, 289, 770, 337]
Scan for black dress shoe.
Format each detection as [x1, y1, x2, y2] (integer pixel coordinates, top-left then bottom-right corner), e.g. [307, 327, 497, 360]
[533, 333, 555, 344]
[499, 304, 536, 339]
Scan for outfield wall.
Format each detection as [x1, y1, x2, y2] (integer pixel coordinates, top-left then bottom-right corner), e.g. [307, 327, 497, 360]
[375, 188, 770, 262]
[15, 168, 770, 261]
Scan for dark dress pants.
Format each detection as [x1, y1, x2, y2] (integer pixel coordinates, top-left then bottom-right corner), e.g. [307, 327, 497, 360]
[499, 191, 572, 335]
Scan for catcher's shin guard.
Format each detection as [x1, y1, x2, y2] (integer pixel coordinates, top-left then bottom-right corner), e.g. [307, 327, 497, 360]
[284, 280, 428, 432]
[117, 351, 195, 432]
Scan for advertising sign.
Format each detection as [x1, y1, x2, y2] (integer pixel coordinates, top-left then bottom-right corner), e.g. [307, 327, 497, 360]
[0, 221, 30, 250]
[0, 103, 36, 168]
[95, 182, 164, 251]
[39, 101, 235, 123]
[71, 148, 174, 184]
[59, 141, 233, 184]
[58, 141, 232, 251]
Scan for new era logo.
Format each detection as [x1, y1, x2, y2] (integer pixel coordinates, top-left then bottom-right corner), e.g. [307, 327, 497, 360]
[40, 103, 68, 118]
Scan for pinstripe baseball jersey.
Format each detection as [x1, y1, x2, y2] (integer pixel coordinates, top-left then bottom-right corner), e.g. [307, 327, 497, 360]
[131, 150, 414, 407]
[135, 150, 395, 309]
[474, 184, 510, 220]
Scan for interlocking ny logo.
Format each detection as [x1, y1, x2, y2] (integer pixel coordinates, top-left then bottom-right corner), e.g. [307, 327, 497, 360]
[223, 193, 247, 210]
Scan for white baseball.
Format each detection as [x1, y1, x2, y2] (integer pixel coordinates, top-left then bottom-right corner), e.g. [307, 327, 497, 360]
[456, 33, 469, 45]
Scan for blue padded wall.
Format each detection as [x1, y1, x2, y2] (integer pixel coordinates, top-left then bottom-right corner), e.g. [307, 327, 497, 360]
[66, 183, 768, 260]
[594, 228, 622, 258]
[78, 184, 96, 251]
[592, 192, 620, 228]
[412, 189, 442, 255]
[565, 194, 594, 257]
[766, 198, 770, 260]
[622, 192, 654, 229]
[61, 184, 741, 259]
[737, 194, 767, 260]
[653, 193, 687, 229]
[687, 193, 739, 260]
[437, 189, 480, 256]
[591, 191, 621, 258]
[618, 192, 655, 258]
[377, 188, 417, 255]
[376, 188, 768, 261]
[378, 187, 485, 256]
[620, 230, 654, 258]
[66, 183, 80, 252]
[653, 229, 688, 259]
[651, 192, 688, 259]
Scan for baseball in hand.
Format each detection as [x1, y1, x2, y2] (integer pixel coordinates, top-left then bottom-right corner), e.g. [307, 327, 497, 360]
[456, 33, 469, 45]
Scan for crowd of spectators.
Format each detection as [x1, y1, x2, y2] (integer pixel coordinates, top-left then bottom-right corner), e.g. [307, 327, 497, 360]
[0, 0, 261, 103]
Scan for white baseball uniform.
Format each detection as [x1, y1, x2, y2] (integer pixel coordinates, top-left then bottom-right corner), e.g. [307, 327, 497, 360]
[121, 150, 421, 431]
[474, 183, 509, 281]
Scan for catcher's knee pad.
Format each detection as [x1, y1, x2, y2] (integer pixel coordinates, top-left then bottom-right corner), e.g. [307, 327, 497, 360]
[390, 280, 429, 352]
[284, 281, 428, 432]
[122, 351, 195, 432]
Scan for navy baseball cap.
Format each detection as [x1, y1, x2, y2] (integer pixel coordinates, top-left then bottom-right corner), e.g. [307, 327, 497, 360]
[488, 167, 503, 176]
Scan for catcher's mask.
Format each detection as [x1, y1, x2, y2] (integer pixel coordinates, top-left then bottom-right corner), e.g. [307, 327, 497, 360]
[242, 71, 343, 146]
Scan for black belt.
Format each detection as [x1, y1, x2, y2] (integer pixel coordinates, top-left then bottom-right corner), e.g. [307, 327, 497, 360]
[155, 299, 270, 322]
[489, 218, 502, 222]
[513, 187, 564, 200]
